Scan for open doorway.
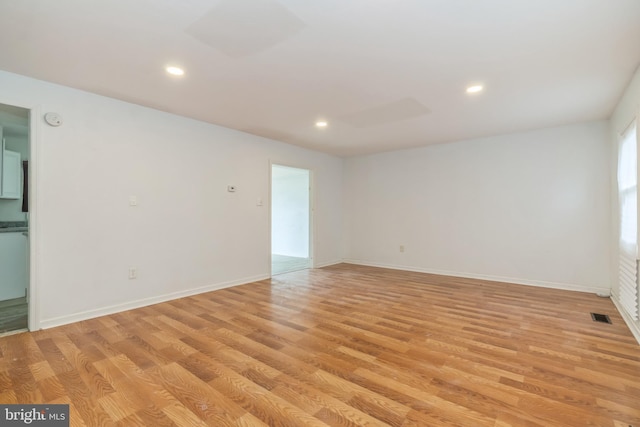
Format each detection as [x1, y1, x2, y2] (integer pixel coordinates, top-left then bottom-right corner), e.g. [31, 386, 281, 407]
[271, 164, 312, 275]
[0, 102, 30, 335]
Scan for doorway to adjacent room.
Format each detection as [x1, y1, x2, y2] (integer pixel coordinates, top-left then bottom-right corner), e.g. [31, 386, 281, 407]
[271, 164, 312, 275]
[0, 102, 30, 335]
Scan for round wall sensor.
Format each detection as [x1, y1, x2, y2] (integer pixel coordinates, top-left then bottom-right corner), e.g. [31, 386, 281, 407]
[44, 112, 63, 127]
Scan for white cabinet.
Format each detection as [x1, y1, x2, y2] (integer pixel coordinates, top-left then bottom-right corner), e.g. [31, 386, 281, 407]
[0, 126, 22, 200]
[1, 150, 21, 199]
[0, 232, 27, 301]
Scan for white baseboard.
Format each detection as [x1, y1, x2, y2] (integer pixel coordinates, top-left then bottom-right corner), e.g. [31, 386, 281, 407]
[610, 297, 640, 345]
[37, 274, 270, 330]
[342, 259, 611, 295]
[314, 259, 343, 269]
[37, 261, 620, 336]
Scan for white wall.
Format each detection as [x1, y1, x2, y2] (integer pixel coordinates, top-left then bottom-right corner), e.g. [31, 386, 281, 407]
[344, 121, 611, 293]
[609, 65, 640, 342]
[0, 70, 344, 329]
[271, 165, 310, 258]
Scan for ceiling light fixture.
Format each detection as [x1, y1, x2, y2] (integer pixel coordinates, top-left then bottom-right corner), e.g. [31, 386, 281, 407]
[315, 121, 328, 128]
[466, 85, 483, 94]
[166, 66, 185, 76]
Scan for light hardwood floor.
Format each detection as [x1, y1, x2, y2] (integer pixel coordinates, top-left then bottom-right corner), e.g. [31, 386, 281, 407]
[0, 264, 638, 426]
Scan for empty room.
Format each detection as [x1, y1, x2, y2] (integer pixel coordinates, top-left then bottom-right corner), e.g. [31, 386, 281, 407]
[0, 0, 639, 426]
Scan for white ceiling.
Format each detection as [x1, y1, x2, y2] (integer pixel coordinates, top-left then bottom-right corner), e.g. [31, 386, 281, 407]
[0, 0, 638, 156]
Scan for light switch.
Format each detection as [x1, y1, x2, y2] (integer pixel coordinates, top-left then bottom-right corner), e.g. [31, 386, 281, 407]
[129, 196, 138, 206]
[257, 198, 263, 206]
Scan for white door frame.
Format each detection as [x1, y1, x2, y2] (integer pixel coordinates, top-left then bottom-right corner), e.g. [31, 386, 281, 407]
[269, 161, 314, 277]
[27, 105, 40, 330]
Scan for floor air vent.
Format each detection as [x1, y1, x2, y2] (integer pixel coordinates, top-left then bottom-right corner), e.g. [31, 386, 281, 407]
[590, 313, 612, 324]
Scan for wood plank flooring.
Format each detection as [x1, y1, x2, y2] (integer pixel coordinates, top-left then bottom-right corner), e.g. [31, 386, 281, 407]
[0, 264, 638, 426]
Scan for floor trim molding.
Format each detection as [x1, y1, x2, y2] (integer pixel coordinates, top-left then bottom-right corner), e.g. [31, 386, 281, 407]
[38, 274, 270, 330]
[342, 259, 610, 295]
[314, 260, 343, 269]
[611, 296, 640, 345]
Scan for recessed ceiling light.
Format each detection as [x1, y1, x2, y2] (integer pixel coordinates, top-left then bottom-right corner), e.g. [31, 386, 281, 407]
[166, 66, 185, 76]
[315, 121, 328, 128]
[466, 85, 483, 94]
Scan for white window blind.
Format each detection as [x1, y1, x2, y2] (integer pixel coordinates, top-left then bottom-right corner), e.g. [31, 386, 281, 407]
[618, 120, 639, 320]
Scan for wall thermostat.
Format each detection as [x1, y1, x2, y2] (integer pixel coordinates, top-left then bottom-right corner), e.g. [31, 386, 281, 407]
[44, 112, 63, 127]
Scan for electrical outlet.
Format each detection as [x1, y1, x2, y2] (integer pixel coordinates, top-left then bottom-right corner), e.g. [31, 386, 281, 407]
[128, 267, 137, 279]
[400, 245, 405, 253]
